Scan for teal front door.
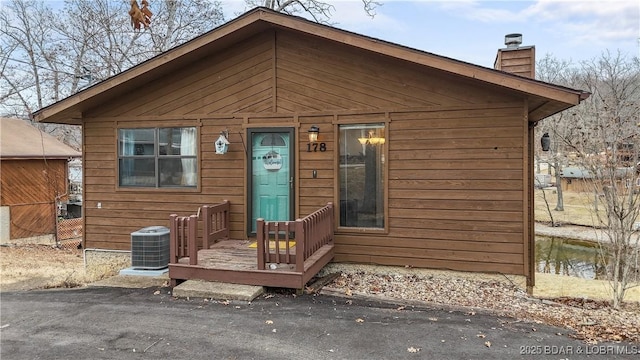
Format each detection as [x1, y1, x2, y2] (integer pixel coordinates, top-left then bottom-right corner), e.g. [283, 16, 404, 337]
[248, 129, 294, 234]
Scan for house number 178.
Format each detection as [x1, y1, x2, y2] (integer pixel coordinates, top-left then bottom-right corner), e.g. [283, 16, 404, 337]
[307, 143, 327, 152]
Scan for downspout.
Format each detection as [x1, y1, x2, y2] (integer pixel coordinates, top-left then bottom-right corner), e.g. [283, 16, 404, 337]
[527, 120, 536, 293]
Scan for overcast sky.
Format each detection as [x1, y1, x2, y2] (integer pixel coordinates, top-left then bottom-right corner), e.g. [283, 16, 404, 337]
[223, 0, 640, 68]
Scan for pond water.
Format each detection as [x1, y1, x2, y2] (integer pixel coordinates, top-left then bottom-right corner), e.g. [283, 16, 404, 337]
[535, 236, 607, 279]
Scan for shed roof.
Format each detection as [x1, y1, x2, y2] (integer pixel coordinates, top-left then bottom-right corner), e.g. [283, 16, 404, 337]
[560, 166, 635, 179]
[32, 7, 589, 125]
[0, 117, 81, 159]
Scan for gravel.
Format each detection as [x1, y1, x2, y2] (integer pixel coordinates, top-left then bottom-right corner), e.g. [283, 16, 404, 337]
[320, 264, 639, 344]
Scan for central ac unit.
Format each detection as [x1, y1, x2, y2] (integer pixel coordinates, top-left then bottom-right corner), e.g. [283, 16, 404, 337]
[131, 226, 170, 270]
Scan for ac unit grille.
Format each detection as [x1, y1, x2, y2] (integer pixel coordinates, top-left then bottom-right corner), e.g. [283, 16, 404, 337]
[131, 226, 170, 270]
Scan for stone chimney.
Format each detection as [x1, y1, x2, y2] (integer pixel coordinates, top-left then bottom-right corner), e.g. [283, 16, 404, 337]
[494, 33, 535, 79]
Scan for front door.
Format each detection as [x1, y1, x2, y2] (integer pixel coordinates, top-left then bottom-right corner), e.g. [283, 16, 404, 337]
[248, 128, 294, 234]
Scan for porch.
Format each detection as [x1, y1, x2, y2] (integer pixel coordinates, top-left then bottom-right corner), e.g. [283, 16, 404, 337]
[168, 201, 335, 289]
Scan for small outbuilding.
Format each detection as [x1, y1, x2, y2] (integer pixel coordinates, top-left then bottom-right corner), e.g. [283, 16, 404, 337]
[32, 8, 588, 288]
[0, 118, 81, 243]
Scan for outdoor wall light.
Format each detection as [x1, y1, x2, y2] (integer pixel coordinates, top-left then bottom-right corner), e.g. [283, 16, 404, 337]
[541, 132, 550, 152]
[308, 125, 319, 143]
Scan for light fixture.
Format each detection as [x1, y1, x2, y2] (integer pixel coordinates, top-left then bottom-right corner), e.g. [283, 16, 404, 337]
[358, 130, 385, 145]
[308, 125, 319, 143]
[541, 132, 550, 152]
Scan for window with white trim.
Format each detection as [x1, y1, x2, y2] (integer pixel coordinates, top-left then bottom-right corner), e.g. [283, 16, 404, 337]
[118, 127, 197, 188]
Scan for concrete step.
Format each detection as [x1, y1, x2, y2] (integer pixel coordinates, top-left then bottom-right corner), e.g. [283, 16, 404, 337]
[172, 280, 264, 302]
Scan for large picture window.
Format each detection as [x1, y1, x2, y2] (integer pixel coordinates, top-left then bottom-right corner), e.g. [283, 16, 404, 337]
[339, 123, 385, 228]
[118, 127, 197, 188]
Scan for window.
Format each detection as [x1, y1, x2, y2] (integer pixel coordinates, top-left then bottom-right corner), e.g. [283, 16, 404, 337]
[339, 123, 385, 228]
[118, 127, 197, 188]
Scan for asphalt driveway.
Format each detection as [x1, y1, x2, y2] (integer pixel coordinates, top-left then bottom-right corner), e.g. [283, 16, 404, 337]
[1, 286, 635, 359]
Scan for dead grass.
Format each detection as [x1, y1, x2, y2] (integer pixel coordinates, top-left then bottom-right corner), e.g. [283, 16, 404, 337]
[0, 244, 123, 291]
[535, 189, 606, 226]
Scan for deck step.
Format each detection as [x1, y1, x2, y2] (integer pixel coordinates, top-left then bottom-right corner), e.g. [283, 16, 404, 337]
[172, 280, 264, 302]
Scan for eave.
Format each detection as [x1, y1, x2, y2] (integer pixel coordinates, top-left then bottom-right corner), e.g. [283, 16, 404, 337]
[32, 7, 588, 125]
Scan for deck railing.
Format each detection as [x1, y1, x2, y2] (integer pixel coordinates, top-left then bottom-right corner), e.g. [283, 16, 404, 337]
[169, 200, 230, 266]
[256, 203, 334, 272]
[169, 214, 198, 265]
[202, 200, 230, 249]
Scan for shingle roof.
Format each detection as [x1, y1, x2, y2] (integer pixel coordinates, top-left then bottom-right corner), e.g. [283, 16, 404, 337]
[0, 117, 81, 159]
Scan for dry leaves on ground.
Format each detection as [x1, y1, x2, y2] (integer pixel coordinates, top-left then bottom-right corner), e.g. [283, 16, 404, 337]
[329, 272, 640, 344]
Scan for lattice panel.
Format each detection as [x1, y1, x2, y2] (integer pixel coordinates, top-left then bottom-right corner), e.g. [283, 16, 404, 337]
[57, 218, 82, 249]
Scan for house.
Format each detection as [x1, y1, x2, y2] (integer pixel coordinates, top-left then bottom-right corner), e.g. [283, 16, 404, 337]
[0, 118, 81, 243]
[560, 166, 639, 193]
[32, 8, 588, 289]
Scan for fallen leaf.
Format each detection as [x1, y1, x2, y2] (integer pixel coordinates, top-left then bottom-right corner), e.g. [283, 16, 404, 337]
[345, 288, 352, 296]
[153, 290, 160, 295]
[355, 318, 364, 323]
[407, 347, 421, 353]
[265, 320, 274, 324]
[476, 334, 486, 338]
[484, 341, 491, 348]
[272, 329, 277, 333]
[428, 317, 438, 321]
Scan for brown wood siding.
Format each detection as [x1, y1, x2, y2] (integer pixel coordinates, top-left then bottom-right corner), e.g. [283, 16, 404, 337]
[0, 159, 66, 205]
[83, 118, 250, 250]
[86, 29, 522, 119]
[332, 105, 526, 275]
[275, 32, 521, 112]
[495, 48, 535, 79]
[91, 32, 274, 118]
[0, 159, 66, 239]
[79, 28, 529, 277]
[298, 115, 335, 216]
[9, 203, 56, 239]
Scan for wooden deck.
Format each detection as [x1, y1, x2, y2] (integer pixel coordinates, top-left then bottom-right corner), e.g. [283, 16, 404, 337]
[169, 202, 335, 289]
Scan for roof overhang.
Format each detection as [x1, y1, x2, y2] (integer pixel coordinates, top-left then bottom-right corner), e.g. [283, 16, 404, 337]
[32, 7, 588, 125]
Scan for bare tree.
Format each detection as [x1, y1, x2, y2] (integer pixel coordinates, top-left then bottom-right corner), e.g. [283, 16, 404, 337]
[1, 0, 224, 148]
[559, 51, 640, 308]
[246, 0, 381, 24]
[535, 54, 582, 213]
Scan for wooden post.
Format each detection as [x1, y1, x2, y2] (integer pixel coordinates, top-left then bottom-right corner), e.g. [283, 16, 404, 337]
[295, 219, 305, 272]
[222, 200, 230, 239]
[202, 205, 210, 250]
[274, 222, 280, 264]
[257, 218, 265, 270]
[169, 214, 177, 264]
[327, 202, 334, 244]
[188, 214, 198, 265]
